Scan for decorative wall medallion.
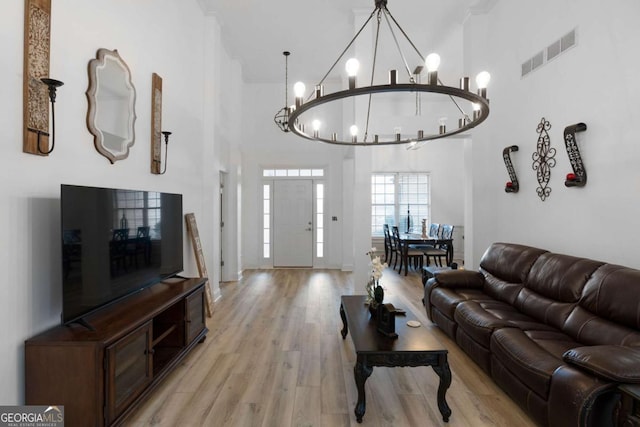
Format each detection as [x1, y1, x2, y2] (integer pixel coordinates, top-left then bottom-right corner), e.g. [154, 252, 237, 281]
[151, 73, 163, 174]
[531, 117, 555, 201]
[23, 0, 51, 155]
[563, 122, 588, 187]
[503, 145, 519, 193]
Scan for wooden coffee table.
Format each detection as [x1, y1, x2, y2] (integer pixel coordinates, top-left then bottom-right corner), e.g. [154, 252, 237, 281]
[340, 295, 452, 423]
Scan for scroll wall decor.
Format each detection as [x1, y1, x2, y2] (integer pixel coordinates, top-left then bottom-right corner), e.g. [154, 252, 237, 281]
[531, 117, 556, 201]
[502, 145, 520, 193]
[563, 122, 588, 187]
[23, 0, 52, 156]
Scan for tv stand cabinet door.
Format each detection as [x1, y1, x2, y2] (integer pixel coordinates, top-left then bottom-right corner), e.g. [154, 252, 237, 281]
[105, 321, 153, 425]
[185, 287, 206, 344]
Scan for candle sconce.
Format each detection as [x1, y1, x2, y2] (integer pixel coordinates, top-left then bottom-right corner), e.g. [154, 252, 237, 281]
[28, 78, 64, 155]
[502, 145, 519, 193]
[154, 131, 172, 175]
[563, 122, 587, 187]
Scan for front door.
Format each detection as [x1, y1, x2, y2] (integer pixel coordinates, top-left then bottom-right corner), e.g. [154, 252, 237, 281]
[273, 180, 313, 267]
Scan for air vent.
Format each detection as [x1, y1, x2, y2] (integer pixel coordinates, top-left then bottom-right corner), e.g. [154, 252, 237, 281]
[561, 29, 576, 51]
[521, 28, 578, 78]
[547, 40, 561, 61]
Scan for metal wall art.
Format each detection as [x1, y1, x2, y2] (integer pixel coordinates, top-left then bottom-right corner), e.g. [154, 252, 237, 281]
[502, 145, 520, 193]
[531, 117, 555, 201]
[563, 122, 588, 187]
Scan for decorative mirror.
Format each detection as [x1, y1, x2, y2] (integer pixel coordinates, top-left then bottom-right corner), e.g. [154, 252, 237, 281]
[86, 48, 136, 163]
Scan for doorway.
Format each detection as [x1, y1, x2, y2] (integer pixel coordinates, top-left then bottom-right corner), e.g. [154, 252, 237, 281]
[272, 180, 313, 267]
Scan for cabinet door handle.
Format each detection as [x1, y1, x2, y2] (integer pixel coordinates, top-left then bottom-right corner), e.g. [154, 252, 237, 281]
[145, 349, 155, 355]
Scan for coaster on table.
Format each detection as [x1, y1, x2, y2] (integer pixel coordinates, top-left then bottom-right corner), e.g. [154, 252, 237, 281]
[407, 320, 421, 328]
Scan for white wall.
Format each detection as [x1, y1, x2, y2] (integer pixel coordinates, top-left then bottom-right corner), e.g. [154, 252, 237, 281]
[464, 0, 640, 268]
[0, 0, 238, 404]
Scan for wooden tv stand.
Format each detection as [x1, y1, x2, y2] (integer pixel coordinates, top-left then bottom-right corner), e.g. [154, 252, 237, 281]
[25, 277, 208, 426]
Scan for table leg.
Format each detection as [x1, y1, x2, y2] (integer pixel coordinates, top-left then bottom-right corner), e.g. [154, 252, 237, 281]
[432, 354, 452, 422]
[354, 357, 373, 423]
[403, 243, 409, 276]
[340, 303, 348, 339]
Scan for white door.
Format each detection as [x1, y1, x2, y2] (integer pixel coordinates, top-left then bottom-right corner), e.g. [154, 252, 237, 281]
[273, 180, 313, 267]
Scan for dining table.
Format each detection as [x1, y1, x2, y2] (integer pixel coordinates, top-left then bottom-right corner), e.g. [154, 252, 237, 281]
[398, 233, 453, 276]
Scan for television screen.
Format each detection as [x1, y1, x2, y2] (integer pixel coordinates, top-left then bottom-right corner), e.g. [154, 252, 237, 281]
[61, 184, 183, 325]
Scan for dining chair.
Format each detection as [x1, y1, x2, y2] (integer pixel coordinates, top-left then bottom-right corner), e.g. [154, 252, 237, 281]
[128, 226, 151, 268]
[383, 224, 392, 264]
[392, 225, 424, 273]
[110, 228, 129, 274]
[423, 224, 454, 267]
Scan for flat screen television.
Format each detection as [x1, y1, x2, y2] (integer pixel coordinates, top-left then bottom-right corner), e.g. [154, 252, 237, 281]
[61, 184, 183, 325]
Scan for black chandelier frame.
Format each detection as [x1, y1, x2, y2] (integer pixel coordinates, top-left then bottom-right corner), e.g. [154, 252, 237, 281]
[282, 0, 491, 146]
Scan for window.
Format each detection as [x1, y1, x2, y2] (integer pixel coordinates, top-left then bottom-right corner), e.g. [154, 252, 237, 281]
[263, 184, 271, 258]
[114, 191, 162, 238]
[316, 183, 324, 258]
[371, 173, 430, 236]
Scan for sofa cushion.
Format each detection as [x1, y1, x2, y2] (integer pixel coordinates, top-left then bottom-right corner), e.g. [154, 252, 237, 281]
[479, 243, 547, 305]
[491, 327, 576, 399]
[515, 253, 603, 330]
[430, 287, 492, 320]
[479, 242, 547, 284]
[454, 300, 521, 347]
[580, 264, 640, 330]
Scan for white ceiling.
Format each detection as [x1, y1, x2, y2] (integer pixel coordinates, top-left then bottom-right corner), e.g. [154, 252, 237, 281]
[198, 0, 492, 84]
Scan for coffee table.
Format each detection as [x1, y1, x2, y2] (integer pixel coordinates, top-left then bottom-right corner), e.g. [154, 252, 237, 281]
[340, 295, 452, 423]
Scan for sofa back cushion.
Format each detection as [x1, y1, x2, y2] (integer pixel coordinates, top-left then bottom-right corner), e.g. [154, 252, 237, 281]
[515, 253, 603, 329]
[479, 243, 547, 304]
[562, 264, 640, 346]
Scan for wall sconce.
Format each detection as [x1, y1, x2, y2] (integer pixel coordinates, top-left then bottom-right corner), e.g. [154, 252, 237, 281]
[563, 122, 587, 187]
[158, 131, 172, 174]
[503, 145, 520, 193]
[27, 78, 64, 155]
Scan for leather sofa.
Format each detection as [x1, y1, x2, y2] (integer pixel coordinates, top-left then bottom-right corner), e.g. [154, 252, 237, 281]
[424, 242, 640, 427]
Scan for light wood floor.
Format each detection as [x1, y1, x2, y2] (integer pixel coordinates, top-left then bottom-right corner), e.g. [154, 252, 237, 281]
[125, 267, 536, 427]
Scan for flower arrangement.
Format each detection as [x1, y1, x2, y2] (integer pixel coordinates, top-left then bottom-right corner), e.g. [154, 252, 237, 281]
[365, 247, 388, 309]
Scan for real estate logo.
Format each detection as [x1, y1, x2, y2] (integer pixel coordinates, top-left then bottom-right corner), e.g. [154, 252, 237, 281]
[0, 405, 64, 427]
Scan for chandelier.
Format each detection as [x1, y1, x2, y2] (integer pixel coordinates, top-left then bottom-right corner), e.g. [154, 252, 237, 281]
[275, 0, 491, 147]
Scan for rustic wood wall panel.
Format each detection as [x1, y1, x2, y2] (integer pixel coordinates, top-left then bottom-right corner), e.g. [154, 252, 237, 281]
[151, 73, 163, 174]
[185, 213, 214, 317]
[23, 0, 51, 155]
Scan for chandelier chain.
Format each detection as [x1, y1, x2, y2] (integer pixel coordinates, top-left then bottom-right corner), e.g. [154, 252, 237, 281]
[310, 9, 377, 101]
[382, 8, 413, 80]
[364, 9, 384, 142]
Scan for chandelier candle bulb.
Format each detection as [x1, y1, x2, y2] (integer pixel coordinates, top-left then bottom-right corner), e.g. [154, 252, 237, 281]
[476, 71, 491, 99]
[458, 118, 465, 128]
[374, 135, 379, 143]
[439, 125, 446, 135]
[389, 70, 398, 85]
[346, 58, 359, 90]
[332, 132, 337, 141]
[418, 130, 424, 139]
[460, 77, 470, 91]
[294, 81, 306, 108]
[315, 85, 324, 98]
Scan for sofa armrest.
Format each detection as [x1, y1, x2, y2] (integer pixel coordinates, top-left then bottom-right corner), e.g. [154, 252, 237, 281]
[563, 345, 640, 383]
[423, 270, 484, 322]
[548, 365, 619, 427]
[433, 270, 485, 289]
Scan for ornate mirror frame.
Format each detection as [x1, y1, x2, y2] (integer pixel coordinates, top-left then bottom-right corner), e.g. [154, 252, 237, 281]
[86, 48, 137, 164]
